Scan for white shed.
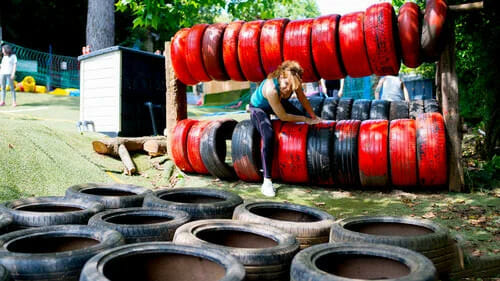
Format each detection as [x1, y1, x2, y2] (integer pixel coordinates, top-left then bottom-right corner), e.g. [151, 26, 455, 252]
[78, 46, 165, 137]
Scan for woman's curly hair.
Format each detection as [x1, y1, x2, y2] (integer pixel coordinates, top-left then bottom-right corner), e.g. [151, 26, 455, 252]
[268, 60, 304, 79]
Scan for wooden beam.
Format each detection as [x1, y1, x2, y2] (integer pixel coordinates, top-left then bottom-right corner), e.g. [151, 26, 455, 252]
[449, 1, 483, 11]
[438, 21, 465, 192]
[165, 41, 187, 158]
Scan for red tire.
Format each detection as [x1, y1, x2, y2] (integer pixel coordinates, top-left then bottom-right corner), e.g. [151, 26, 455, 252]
[278, 122, 309, 183]
[187, 120, 213, 174]
[416, 113, 447, 187]
[311, 14, 345, 80]
[358, 120, 389, 187]
[271, 119, 283, 180]
[421, 0, 447, 62]
[202, 23, 229, 81]
[223, 21, 246, 81]
[339, 12, 372, 78]
[283, 19, 319, 83]
[186, 24, 211, 82]
[364, 3, 401, 76]
[398, 2, 422, 68]
[390, 119, 417, 187]
[171, 28, 199, 85]
[171, 119, 199, 173]
[260, 18, 289, 75]
[238, 20, 266, 82]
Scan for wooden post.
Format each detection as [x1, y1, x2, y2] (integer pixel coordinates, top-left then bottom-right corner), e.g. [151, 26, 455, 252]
[437, 22, 465, 192]
[165, 41, 187, 157]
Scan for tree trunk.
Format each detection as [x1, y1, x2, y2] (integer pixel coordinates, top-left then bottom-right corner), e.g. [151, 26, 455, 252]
[92, 136, 167, 157]
[118, 144, 136, 175]
[86, 0, 115, 51]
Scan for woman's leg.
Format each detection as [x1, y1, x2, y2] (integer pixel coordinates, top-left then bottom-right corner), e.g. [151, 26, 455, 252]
[7, 76, 16, 103]
[250, 106, 274, 179]
[1, 75, 7, 103]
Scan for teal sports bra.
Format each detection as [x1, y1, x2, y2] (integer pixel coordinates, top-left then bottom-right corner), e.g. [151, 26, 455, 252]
[250, 78, 280, 111]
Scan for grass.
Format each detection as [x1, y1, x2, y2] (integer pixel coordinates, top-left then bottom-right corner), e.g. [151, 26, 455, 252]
[0, 92, 499, 259]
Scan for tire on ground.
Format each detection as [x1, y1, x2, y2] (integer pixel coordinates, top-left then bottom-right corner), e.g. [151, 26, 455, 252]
[88, 207, 190, 243]
[232, 120, 262, 182]
[307, 122, 336, 185]
[187, 120, 213, 174]
[0, 213, 12, 235]
[307, 96, 325, 118]
[291, 242, 437, 281]
[202, 23, 229, 81]
[416, 113, 447, 187]
[80, 242, 246, 281]
[238, 20, 266, 82]
[333, 120, 361, 187]
[143, 188, 243, 220]
[171, 28, 198, 85]
[364, 3, 401, 75]
[424, 99, 439, 113]
[0, 225, 124, 281]
[321, 97, 339, 120]
[173, 219, 299, 281]
[339, 12, 372, 77]
[278, 122, 309, 184]
[223, 20, 246, 81]
[335, 98, 354, 121]
[0, 196, 104, 228]
[171, 119, 199, 173]
[200, 119, 238, 180]
[390, 119, 418, 187]
[369, 100, 390, 120]
[390, 100, 410, 120]
[351, 99, 371, 121]
[410, 100, 425, 119]
[398, 2, 422, 68]
[358, 120, 389, 187]
[233, 201, 335, 249]
[65, 183, 152, 209]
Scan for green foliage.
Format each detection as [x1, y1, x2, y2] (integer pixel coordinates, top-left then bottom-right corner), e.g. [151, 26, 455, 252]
[465, 155, 500, 192]
[391, 0, 425, 12]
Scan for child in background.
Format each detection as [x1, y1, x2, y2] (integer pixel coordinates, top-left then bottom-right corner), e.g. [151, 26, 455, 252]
[0, 44, 18, 107]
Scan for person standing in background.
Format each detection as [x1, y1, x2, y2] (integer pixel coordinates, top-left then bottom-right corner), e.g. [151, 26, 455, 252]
[321, 79, 344, 98]
[0, 44, 17, 107]
[374, 75, 410, 101]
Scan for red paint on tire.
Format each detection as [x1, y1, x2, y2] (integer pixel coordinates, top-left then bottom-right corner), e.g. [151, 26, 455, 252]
[416, 113, 447, 187]
[311, 14, 345, 80]
[202, 23, 229, 81]
[186, 24, 211, 82]
[398, 2, 422, 68]
[260, 19, 289, 75]
[238, 20, 266, 82]
[283, 19, 319, 82]
[358, 120, 389, 187]
[223, 21, 246, 81]
[187, 120, 213, 174]
[421, 0, 447, 61]
[278, 122, 309, 183]
[339, 12, 372, 77]
[390, 119, 417, 186]
[171, 28, 199, 85]
[171, 119, 199, 173]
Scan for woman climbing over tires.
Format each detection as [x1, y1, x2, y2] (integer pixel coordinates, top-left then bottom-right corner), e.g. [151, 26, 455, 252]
[249, 60, 321, 197]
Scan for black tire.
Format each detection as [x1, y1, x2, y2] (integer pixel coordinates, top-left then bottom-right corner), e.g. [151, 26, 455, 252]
[0, 213, 12, 234]
[424, 99, 439, 113]
[389, 100, 410, 120]
[0, 196, 104, 228]
[307, 96, 325, 118]
[0, 225, 124, 281]
[306, 124, 336, 185]
[65, 183, 152, 209]
[330, 216, 452, 252]
[79, 242, 245, 281]
[333, 120, 361, 187]
[290, 242, 437, 281]
[369, 100, 390, 120]
[231, 120, 262, 182]
[410, 100, 425, 119]
[232, 201, 335, 249]
[173, 219, 299, 281]
[88, 207, 191, 243]
[350, 99, 371, 121]
[0, 264, 9, 281]
[335, 98, 353, 121]
[321, 97, 339, 120]
[200, 119, 238, 180]
[143, 188, 243, 220]
[450, 254, 500, 279]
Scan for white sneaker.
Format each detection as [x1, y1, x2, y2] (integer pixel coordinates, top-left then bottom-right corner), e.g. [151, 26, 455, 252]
[261, 178, 276, 197]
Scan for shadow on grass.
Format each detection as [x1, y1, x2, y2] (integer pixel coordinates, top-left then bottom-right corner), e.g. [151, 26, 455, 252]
[0, 185, 31, 201]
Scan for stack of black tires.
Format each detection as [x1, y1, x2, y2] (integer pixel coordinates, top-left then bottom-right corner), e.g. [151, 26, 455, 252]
[0, 184, 497, 280]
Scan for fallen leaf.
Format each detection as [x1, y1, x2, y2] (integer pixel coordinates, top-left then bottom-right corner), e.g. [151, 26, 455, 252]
[8, 144, 14, 149]
[422, 212, 436, 219]
[471, 249, 482, 257]
[314, 202, 326, 207]
[304, 190, 312, 193]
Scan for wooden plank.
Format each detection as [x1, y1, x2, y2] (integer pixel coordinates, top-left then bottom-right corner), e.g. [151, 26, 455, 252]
[165, 41, 187, 157]
[449, 2, 483, 11]
[438, 22, 465, 192]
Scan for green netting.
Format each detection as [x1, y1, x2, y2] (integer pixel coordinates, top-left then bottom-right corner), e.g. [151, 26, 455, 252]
[2, 41, 79, 89]
[200, 89, 251, 110]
